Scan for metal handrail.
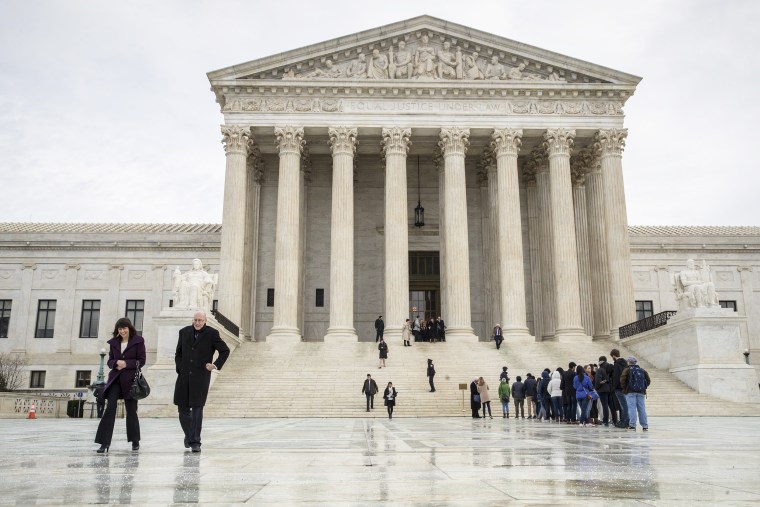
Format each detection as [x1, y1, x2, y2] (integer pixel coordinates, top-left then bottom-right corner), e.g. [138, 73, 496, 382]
[619, 311, 677, 339]
[210, 309, 240, 337]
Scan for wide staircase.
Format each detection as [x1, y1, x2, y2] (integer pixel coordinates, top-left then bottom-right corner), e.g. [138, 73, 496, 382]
[203, 338, 760, 418]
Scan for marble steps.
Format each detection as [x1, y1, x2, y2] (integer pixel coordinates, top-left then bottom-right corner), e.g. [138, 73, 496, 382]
[203, 340, 760, 417]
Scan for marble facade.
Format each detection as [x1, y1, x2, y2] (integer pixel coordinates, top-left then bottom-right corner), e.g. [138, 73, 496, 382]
[1, 17, 760, 392]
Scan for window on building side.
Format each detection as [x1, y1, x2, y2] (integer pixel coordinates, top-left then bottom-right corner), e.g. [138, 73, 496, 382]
[719, 300, 738, 312]
[212, 300, 218, 312]
[125, 300, 145, 334]
[30, 370, 46, 388]
[316, 289, 324, 307]
[0, 299, 10, 338]
[79, 300, 101, 338]
[35, 300, 56, 338]
[267, 289, 275, 307]
[635, 300, 654, 321]
[75, 370, 92, 388]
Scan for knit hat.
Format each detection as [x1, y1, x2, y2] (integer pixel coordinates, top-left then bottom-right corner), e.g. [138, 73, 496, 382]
[627, 356, 638, 364]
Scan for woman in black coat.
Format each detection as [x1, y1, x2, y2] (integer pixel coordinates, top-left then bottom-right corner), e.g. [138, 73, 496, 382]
[94, 318, 146, 453]
[383, 382, 398, 419]
[470, 378, 481, 418]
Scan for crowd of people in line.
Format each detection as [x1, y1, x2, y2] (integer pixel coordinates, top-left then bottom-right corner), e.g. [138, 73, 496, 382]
[469, 349, 651, 430]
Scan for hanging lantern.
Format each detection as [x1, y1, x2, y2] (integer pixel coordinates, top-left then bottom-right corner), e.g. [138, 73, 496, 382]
[414, 155, 425, 228]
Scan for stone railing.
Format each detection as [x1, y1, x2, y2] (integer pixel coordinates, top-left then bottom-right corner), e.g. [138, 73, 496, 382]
[0, 392, 68, 418]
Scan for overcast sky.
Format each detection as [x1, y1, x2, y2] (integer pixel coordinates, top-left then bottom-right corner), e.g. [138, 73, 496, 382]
[1, 0, 757, 226]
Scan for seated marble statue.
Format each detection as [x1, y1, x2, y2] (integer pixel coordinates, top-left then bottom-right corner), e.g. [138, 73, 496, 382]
[673, 259, 719, 309]
[172, 259, 218, 311]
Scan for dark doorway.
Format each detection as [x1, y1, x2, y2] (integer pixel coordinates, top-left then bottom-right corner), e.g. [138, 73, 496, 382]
[409, 251, 440, 321]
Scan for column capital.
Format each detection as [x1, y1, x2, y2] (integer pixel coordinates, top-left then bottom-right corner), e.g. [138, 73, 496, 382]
[274, 126, 305, 155]
[221, 125, 251, 154]
[432, 150, 445, 173]
[543, 128, 576, 158]
[570, 148, 595, 186]
[438, 127, 470, 156]
[328, 127, 358, 156]
[490, 128, 523, 157]
[594, 128, 628, 157]
[381, 127, 412, 157]
[479, 150, 496, 175]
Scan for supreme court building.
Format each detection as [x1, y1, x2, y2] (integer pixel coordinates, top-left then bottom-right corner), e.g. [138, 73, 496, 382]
[2, 16, 760, 392]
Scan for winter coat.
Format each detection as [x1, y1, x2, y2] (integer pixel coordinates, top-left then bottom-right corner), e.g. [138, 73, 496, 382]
[594, 361, 613, 393]
[511, 381, 525, 400]
[362, 378, 379, 395]
[378, 340, 388, 359]
[173, 324, 230, 407]
[547, 370, 563, 397]
[612, 357, 628, 390]
[470, 381, 481, 409]
[498, 381, 511, 401]
[620, 365, 652, 395]
[103, 335, 147, 401]
[573, 373, 595, 400]
[401, 323, 410, 341]
[383, 387, 397, 407]
[537, 371, 551, 401]
[427, 361, 436, 378]
[477, 382, 491, 403]
[523, 376, 537, 397]
[561, 369, 576, 397]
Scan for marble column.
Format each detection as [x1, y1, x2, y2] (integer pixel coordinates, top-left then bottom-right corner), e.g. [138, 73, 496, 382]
[570, 164, 594, 337]
[325, 127, 358, 342]
[434, 151, 447, 321]
[17, 263, 36, 355]
[438, 127, 476, 341]
[534, 150, 556, 340]
[491, 129, 530, 338]
[544, 128, 587, 341]
[218, 125, 251, 329]
[584, 155, 613, 339]
[242, 150, 263, 340]
[523, 164, 543, 340]
[594, 129, 635, 338]
[267, 126, 305, 343]
[381, 127, 411, 342]
[482, 152, 500, 330]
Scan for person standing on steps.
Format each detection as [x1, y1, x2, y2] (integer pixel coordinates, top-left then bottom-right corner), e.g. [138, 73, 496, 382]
[362, 373, 379, 412]
[412, 316, 422, 343]
[436, 316, 446, 342]
[498, 378, 511, 418]
[427, 359, 436, 392]
[174, 310, 230, 453]
[402, 319, 411, 347]
[493, 324, 503, 350]
[478, 377, 493, 419]
[511, 375, 525, 419]
[383, 382, 398, 419]
[378, 337, 388, 368]
[374, 316, 384, 342]
[470, 378, 481, 418]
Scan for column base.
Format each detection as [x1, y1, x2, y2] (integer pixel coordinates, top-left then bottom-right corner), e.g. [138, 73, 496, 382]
[444, 327, 479, 342]
[504, 329, 536, 343]
[324, 327, 358, 343]
[266, 326, 302, 343]
[383, 327, 402, 343]
[556, 328, 592, 343]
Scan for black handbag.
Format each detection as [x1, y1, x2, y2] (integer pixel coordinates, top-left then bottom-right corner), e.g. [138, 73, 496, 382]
[129, 361, 151, 400]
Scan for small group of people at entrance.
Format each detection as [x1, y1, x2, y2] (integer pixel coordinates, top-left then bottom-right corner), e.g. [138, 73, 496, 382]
[361, 373, 397, 419]
[403, 315, 446, 345]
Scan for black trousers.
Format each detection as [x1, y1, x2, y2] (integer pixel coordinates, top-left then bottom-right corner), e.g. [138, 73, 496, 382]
[95, 382, 140, 446]
[178, 405, 204, 446]
[428, 376, 435, 392]
[365, 394, 374, 410]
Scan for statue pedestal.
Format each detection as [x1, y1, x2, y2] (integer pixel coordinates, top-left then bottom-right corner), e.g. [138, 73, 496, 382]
[624, 307, 760, 404]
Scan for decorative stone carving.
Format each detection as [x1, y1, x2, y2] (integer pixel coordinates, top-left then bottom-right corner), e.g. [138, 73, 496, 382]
[221, 125, 250, 154]
[275, 126, 305, 155]
[328, 127, 358, 155]
[380, 127, 412, 158]
[247, 142, 265, 184]
[367, 49, 389, 79]
[345, 54, 367, 79]
[438, 127, 470, 156]
[435, 41, 459, 79]
[413, 35, 437, 79]
[673, 259, 719, 310]
[172, 259, 217, 311]
[462, 51, 484, 80]
[485, 56, 507, 80]
[389, 41, 413, 79]
[490, 128, 523, 157]
[594, 128, 628, 156]
[543, 128, 576, 158]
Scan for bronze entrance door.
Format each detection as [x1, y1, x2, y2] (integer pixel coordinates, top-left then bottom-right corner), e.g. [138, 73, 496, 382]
[408, 251, 440, 322]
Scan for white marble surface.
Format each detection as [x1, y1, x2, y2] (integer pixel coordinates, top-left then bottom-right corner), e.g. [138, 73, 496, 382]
[2, 417, 760, 505]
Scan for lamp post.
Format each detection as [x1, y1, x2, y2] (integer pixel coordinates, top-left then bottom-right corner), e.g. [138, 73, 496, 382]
[88, 348, 107, 418]
[96, 348, 106, 383]
[414, 155, 424, 228]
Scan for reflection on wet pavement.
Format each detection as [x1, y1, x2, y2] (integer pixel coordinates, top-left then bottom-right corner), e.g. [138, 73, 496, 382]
[1, 416, 759, 504]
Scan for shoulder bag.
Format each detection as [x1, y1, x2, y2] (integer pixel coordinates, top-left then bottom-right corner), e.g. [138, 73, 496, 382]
[130, 361, 151, 400]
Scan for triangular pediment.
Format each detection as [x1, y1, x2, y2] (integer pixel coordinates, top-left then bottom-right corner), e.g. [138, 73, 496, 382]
[208, 16, 641, 87]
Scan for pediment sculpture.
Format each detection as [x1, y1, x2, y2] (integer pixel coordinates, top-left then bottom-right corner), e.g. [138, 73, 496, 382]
[281, 34, 567, 83]
[172, 259, 218, 311]
[672, 259, 720, 310]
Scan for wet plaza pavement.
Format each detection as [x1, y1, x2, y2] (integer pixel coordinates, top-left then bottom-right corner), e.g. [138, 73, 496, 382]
[0, 416, 759, 505]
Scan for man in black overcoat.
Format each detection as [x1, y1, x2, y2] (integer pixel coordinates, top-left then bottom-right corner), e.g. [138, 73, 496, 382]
[174, 310, 230, 452]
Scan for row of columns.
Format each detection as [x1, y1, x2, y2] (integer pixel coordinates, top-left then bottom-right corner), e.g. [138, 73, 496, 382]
[217, 124, 634, 342]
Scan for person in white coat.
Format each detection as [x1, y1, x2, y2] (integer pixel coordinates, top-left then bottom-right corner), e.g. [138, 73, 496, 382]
[547, 369, 564, 422]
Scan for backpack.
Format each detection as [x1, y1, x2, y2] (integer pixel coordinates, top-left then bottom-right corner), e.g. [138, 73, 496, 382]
[627, 365, 647, 392]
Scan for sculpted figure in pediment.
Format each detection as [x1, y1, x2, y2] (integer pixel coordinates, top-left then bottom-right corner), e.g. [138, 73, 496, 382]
[507, 62, 543, 81]
[413, 35, 437, 79]
[436, 41, 460, 79]
[303, 59, 343, 79]
[345, 53, 367, 79]
[389, 40, 414, 79]
[367, 49, 389, 79]
[463, 51, 485, 80]
[485, 56, 506, 80]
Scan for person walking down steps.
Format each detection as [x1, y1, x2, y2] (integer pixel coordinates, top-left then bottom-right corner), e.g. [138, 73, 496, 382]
[378, 337, 388, 368]
[427, 359, 436, 392]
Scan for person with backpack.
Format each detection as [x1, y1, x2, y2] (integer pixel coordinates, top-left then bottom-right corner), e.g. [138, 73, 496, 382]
[610, 349, 630, 428]
[498, 378, 511, 418]
[620, 356, 651, 431]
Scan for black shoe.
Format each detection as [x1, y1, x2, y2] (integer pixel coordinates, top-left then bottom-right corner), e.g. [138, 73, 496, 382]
[96, 445, 109, 454]
[184, 438, 190, 449]
[132, 442, 140, 451]
[191, 444, 201, 453]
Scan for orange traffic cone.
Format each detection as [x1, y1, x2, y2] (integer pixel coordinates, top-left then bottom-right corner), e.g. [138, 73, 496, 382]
[28, 403, 36, 419]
